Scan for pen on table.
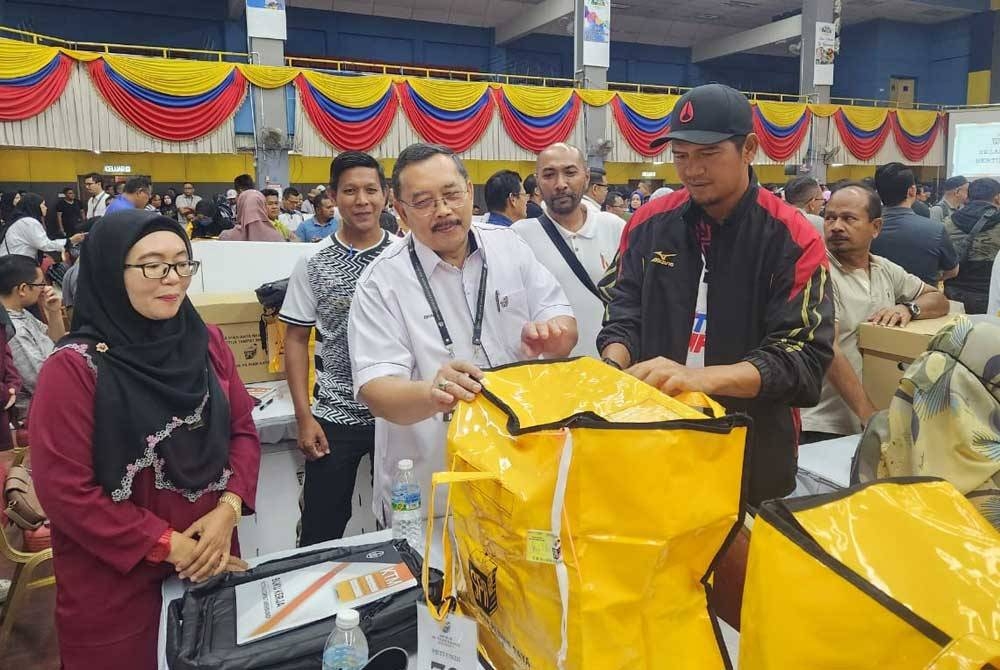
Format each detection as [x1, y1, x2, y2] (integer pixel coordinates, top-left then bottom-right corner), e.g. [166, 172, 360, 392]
[255, 397, 275, 412]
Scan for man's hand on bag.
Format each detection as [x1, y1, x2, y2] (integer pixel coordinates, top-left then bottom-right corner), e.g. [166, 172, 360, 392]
[429, 360, 484, 414]
[628, 357, 708, 396]
[177, 504, 240, 582]
[296, 416, 330, 461]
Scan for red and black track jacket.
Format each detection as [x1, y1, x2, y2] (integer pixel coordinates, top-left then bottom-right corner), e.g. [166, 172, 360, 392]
[598, 173, 834, 504]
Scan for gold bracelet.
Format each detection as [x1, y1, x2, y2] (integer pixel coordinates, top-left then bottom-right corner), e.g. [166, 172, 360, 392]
[219, 492, 242, 524]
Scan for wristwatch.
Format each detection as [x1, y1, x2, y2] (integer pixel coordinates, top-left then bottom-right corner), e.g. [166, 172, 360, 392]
[601, 357, 622, 370]
[904, 302, 921, 319]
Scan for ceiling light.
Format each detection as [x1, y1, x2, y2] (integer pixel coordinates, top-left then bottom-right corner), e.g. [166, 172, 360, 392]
[695, 13, 721, 20]
[610, 2, 631, 8]
[724, 0, 759, 6]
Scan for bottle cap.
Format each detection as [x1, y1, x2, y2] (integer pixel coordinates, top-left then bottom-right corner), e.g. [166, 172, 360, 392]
[398, 459, 413, 471]
[336, 609, 360, 629]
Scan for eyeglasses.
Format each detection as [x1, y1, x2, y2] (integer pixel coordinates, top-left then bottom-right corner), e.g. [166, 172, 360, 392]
[23, 282, 47, 289]
[397, 189, 469, 217]
[124, 260, 201, 279]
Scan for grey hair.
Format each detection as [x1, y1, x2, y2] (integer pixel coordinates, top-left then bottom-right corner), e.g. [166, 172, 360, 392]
[391, 143, 469, 196]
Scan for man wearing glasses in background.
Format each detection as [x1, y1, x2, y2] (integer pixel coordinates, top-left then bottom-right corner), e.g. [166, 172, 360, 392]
[84, 173, 110, 220]
[582, 166, 610, 213]
[348, 142, 577, 525]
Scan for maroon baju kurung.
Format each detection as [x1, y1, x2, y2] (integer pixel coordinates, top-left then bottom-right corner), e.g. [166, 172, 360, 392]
[30, 326, 261, 669]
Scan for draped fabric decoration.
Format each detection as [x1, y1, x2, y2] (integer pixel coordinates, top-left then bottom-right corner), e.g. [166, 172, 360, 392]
[396, 80, 493, 153]
[86, 58, 247, 142]
[830, 108, 893, 162]
[0, 52, 73, 121]
[889, 111, 944, 163]
[294, 72, 398, 151]
[610, 96, 671, 158]
[0, 37, 949, 162]
[494, 86, 581, 153]
[753, 103, 812, 162]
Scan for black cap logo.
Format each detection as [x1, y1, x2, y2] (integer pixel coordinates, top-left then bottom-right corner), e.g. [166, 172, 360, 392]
[679, 100, 694, 124]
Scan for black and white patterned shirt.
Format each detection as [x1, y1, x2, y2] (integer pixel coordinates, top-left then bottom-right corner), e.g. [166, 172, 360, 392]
[279, 230, 395, 425]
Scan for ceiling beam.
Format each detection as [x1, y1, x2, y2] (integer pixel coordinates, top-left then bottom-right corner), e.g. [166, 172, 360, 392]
[691, 15, 802, 63]
[495, 0, 576, 45]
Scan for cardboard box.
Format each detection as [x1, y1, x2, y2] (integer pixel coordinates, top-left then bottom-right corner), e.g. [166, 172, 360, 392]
[191, 292, 285, 384]
[858, 315, 958, 410]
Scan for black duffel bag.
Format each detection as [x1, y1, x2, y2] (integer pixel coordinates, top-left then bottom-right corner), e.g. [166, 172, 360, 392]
[166, 539, 441, 670]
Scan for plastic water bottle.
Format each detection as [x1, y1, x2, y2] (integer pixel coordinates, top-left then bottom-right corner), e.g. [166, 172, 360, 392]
[391, 459, 423, 550]
[322, 609, 368, 670]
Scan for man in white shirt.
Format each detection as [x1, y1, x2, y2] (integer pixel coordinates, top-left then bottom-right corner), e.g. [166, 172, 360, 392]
[175, 182, 202, 224]
[278, 187, 305, 232]
[84, 173, 110, 219]
[348, 142, 577, 523]
[581, 166, 609, 213]
[801, 183, 949, 442]
[513, 143, 624, 358]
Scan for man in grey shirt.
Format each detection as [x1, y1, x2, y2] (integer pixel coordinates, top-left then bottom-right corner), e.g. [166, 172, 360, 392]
[931, 175, 968, 223]
[872, 162, 959, 285]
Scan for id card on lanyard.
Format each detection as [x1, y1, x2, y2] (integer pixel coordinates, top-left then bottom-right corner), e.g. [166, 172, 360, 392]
[408, 236, 492, 369]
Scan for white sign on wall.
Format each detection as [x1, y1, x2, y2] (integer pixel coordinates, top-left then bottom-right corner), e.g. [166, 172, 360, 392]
[583, 0, 611, 68]
[103, 164, 132, 174]
[952, 122, 1000, 178]
[814, 21, 836, 86]
[247, 0, 287, 41]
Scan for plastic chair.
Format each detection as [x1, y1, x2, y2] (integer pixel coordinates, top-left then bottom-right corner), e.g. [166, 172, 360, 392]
[0, 445, 55, 650]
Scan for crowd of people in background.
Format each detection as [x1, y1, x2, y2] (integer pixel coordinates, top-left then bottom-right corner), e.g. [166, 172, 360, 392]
[0, 82, 999, 670]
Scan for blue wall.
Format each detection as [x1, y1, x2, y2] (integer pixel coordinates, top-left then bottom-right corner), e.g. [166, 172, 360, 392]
[0, 1, 985, 104]
[833, 17, 974, 105]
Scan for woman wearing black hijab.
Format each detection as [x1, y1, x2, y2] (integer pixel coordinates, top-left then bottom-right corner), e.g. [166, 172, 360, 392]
[30, 210, 261, 670]
[1, 192, 85, 258]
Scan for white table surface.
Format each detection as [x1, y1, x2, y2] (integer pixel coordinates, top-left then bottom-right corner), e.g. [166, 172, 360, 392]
[797, 434, 860, 489]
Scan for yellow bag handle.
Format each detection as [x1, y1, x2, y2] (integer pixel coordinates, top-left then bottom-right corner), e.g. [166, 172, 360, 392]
[422, 465, 499, 623]
[925, 635, 1000, 670]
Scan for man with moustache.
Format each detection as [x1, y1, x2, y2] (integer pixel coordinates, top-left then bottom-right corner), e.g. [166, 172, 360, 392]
[348, 142, 577, 524]
[280, 151, 396, 544]
[598, 84, 834, 507]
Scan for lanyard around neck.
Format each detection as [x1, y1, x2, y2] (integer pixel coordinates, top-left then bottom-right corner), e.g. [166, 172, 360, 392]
[408, 236, 488, 359]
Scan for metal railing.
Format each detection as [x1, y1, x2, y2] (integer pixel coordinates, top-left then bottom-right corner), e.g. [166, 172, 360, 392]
[1, 24, 990, 112]
[0, 26, 248, 62]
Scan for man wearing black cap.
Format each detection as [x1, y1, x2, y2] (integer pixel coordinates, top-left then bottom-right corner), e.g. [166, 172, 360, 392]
[931, 175, 969, 223]
[598, 83, 834, 506]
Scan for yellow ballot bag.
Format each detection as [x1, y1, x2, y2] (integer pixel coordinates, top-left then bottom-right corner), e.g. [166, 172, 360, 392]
[740, 478, 1000, 670]
[422, 358, 750, 670]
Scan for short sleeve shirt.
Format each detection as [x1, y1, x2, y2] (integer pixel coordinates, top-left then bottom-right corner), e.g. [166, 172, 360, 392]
[56, 199, 84, 235]
[348, 224, 573, 522]
[801, 252, 924, 435]
[279, 231, 393, 426]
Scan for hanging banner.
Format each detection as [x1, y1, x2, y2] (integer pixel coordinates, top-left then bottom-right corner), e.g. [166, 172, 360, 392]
[813, 21, 836, 86]
[583, 0, 611, 68]
[247, 0, 287, 41]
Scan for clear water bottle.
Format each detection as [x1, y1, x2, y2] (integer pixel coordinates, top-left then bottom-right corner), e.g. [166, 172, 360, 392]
[322, 609, 369, 670]
[391, 459, 423, 550]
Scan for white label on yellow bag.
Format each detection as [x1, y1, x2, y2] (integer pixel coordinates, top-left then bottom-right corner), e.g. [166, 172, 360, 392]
[525, 530, 561, 564]
[417, 605, 479, 670]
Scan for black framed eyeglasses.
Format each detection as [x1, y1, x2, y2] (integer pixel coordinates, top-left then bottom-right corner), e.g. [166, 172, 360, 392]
[23, 282, 47, 289]
[124, 260, 201, 279]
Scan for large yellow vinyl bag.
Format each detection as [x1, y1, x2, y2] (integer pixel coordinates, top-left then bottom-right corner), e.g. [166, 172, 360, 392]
[425, 358, 750, 670]
[740, 479, 1000, 670]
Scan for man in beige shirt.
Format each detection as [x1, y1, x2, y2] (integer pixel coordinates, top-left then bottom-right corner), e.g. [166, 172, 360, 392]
[801, 182, 950, 442]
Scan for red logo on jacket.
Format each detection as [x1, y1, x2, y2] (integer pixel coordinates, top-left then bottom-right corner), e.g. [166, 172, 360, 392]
[679, 101, 695, 124]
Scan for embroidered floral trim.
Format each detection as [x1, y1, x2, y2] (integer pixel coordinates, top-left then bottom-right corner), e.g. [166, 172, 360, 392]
[54, 342, 98, 374]
[111, 393, 229, 503]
